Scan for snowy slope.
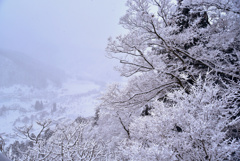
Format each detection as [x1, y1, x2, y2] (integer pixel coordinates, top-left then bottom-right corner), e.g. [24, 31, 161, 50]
[0, 79, 102, 145]
[0, 50, 66, 88]
[0, 51, 103, 145]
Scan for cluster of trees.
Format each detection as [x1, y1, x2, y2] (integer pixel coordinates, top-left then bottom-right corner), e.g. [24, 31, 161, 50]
[2, 0, 240, 160]
[34, 101, 44, 111]
[4, 119, 113, 160]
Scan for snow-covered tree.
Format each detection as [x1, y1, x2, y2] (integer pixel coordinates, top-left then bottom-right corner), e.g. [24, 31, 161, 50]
[101, 0, 240, 128]
[106, 0, 239, 105]
[7, 119, 111, 161]
[115, 77, 240, 160]
[4, 0, 240, 160]
[97, 0, 240, 160]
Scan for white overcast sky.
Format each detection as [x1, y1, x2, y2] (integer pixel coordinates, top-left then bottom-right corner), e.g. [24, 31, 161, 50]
[0, 0, 127, 82]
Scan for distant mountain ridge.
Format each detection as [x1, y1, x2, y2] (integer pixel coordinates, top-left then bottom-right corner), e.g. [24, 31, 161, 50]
[0, 50, 66, 88]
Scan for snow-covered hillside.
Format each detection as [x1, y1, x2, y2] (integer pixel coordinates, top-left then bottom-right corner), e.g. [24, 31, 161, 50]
[0, 80, 101, 144]
[0, 52, 103, 145]
[0, 50, 66, 88]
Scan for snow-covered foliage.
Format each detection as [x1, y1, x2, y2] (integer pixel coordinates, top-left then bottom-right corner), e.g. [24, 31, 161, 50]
[106, 0, 240, 106]
[5, 119, 111, 161]
[2, 0, 240, 160]
[7, 77, 239, 161]
[116, 77, 240, 160]
[93, 75, 240, 160]
[99, 0, 240, 160]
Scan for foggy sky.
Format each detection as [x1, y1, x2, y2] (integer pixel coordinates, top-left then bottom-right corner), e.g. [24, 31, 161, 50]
[0, 0, 127, 82]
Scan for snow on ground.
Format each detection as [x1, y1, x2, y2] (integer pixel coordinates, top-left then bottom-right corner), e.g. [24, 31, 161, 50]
[0, 78, 102, 145]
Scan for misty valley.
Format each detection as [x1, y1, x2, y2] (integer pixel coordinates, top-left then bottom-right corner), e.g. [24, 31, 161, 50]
[1, 0, 240, 160]
[0, 52, 100, 145]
